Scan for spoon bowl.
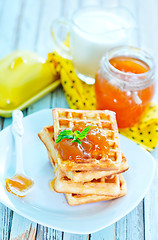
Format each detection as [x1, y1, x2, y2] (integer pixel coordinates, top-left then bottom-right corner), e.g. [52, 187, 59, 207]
[5, 110, 34, 197]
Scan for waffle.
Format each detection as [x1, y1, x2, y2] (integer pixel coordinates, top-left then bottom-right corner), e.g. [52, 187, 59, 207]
[38, 118, 128, 206]
[65, 155, 128, 182]
[52, 169, 120, 195]
[65, 175, 127, 206]
[52, 108, 122, 171]
[48, 153, 126, 201]
[47, 152, 121, 195]
[48, 158, 127, 205]
[47, 154, 122, 197]
[38, 125, 129, 181]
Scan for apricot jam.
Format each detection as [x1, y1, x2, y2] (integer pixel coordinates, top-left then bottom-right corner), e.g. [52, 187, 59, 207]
[6, 174, 34, 197]
[95, 47, 155, 128]
[109, 56, 149, 74]
[55, 123, 108, 161]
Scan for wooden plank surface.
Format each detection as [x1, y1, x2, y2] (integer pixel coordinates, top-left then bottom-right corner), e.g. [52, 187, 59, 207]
[115, 1, 145, 239]
[9, 214, 37, 240]
[144, 150, 158, 240]
[0, 0, 158, 239]
[0, 0, 24, 238]
[91, 225, 115, 240]
[35, 225, 63, 240]
[135, 1, 158, 240]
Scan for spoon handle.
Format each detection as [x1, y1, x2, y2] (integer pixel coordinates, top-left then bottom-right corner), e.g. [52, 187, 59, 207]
[12, 110, 25, 175]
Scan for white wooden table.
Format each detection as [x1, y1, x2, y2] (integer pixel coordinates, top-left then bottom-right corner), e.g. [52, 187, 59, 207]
[0, 0, 158, 239]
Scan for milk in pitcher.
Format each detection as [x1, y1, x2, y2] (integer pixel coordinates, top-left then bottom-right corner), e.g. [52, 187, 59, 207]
[70, 8, 137, 81]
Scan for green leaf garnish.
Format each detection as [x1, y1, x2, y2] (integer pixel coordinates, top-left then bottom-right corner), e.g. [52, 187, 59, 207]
[74, 126, 91, 140]
[59, 130, 73, 136]
[71, 136, 81, 144]
[55, 135, 63, 143]
[63, 135, 74, 140]
[55, 129, 73, 143]
[55, 126, 90, 144]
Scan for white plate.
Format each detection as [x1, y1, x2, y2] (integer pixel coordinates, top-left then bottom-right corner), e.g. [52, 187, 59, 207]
[0, 109, 155, 234]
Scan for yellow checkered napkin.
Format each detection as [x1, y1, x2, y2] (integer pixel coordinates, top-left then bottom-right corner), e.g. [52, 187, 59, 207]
[48, 52, 158, 151]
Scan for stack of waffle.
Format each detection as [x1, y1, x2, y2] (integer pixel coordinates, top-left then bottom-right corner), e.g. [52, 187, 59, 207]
[38, 108, 129, 206]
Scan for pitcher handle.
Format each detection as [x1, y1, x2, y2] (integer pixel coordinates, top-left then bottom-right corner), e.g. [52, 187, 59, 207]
[51, 18, 72, 60]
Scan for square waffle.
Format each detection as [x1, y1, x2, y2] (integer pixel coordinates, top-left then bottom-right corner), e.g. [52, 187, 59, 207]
[52, 169, 120, 195]
[52, 108, 122, 171]
[65, 175, 127, 206]
[47, 153, 125, 198]
[38, 125, 129, 181]
[64, 155, 128, 182]
[38, 122, 128, 206]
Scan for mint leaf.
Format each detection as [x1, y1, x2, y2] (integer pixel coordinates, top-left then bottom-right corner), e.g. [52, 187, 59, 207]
[55, 126, 90, 144]
[75, 138, 81, 144]
[75, 126, 90, 140]
[59, 130, 73, 136]
[74, 130, 81, 139]
[63, 135, 73, 139]
[56, 135, 64, 143]
[55, 130, 73, 143]
[71, 136, 81, 144]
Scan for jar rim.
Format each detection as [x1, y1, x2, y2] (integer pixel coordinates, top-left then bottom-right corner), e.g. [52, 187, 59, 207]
[101, 46, 155, 91]
[105, 46, 155, 78]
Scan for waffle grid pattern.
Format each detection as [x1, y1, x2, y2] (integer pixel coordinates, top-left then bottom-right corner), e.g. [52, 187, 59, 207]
[65, 174, 126, 206]
[53, 169, 121, 195]
[53, 108, 122, 167]
[38, 114, 128, 206]
[39, 126, 128, 182]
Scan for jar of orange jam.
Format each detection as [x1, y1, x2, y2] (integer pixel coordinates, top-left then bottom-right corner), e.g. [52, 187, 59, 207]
[95, 46, 155, 128]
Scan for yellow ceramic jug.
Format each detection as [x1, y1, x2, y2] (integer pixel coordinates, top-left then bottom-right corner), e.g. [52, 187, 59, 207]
[0, 50, 60, 117]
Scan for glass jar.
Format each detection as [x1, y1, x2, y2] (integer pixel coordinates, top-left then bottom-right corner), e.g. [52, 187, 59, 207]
[95, 46, 155, 128]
